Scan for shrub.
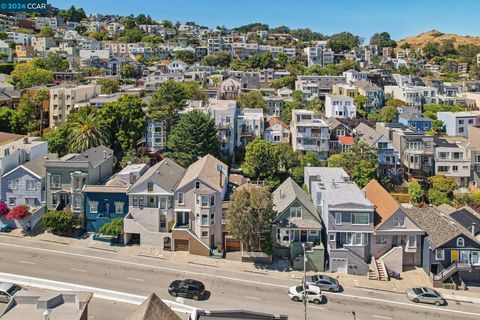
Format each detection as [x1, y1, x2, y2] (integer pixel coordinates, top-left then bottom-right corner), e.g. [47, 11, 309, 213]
[7, 205, 30, 220]
[408, 180, 423, 206]
[428, 189, 451, 206]
[42, 210, 74, 234]
[99, 218, 123, 237]
[0, 202, 8, 216]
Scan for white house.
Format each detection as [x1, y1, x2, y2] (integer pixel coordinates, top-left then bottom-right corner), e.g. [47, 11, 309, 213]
[343, 70, 368, 84]
[325, 94, 356, 119]
[264, 118, 290, 144]
[437, 111, 480, 138]
[291, 109, 330, 159]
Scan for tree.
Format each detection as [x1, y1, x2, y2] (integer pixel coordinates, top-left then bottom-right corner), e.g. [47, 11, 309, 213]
[339, 59, 358, 72]
[423, 42, 441, 59]
[42, 210, 74, 234]
[276, 143, 302, 173]
[236, 91, 267, 111]
[269, 76, 296, 90]
[43, 125, 71, 156]
[354, 95, 368, 117]
[99, 218, 124, 236]
[33, 54, 69, 72]
[165, 110, 218, 167]
[97, 78, 119, 94]
[0, 107, 16, 132]
[98, 95, 146, 158]
[123, 28, 143, 43]
[276, 52, 288, 68]
[247, 52, 275, 69]
[290, 28, 325, 42]
[370, 32, 396, 48]
[408, 180, 423, 206]
[7, 205, 30, 220]
[429, 175, 457, 195]
[280, 100, 302, 124]
[16, 94, 39, 133]
[120, 149, 150, 168]
[428, 189, 451, 206]
[120, 64, 135, 79]
[174, 50, 195, 64]
[368, 112, 381, 122]
[327, 32, 361, 53]
[385, 98, 406, 108]
[304, 151, 323, 167]
[353, 159, 378, 188]
[226, 186, 275, 252]
[379, 105, 399, 122]
[68, 111, 109, 153]
[431, 120, 444, 134]
[59, 5, 87, 22]
[183, 81, 207, 102]
[242, 138, 279, 180]
[9, 62, 52, 89]
[327, 154, 348, 168]
[39, 26, 55, 38]
[149, 80, 188, 133]
[440, 39, 457, 56]
[202, 51, 231, 67]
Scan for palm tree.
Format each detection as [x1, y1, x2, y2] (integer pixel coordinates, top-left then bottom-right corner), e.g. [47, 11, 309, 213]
[68, 113, 109, 153]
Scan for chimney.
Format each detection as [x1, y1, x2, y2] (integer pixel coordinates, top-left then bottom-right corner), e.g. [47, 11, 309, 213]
[103, 150, 107, 159]
[472, 222, 476, 236]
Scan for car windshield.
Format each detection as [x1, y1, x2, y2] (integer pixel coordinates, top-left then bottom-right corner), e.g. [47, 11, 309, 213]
[412, 288, 423, 295]
[6, 285, 21, 295]
[295, 286, 304, 293]
[431, 290, 440, 297]
[311, 275, 319, 282]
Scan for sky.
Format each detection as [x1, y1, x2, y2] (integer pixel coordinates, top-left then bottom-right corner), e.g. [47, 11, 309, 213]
[50, 0, 480, 41]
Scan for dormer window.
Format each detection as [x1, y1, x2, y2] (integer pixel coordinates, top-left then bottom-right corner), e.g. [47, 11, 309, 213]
[147, 182, 153, 192]
[195, 181, 200, 189]
[457, 237, 465, 247]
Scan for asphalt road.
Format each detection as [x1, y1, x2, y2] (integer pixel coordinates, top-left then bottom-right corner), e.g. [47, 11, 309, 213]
[1, 236, 480, 320]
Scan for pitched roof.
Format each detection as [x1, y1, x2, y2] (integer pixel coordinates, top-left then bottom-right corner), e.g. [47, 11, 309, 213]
[354, 123, 382, 147]
[125, 293, 181, 320]
[266, 117, 289, 130]
[364, 180, 401, 227]
[449, 206, 480, 237]
[272, 177, 318, 219]
[69, 145, 114, 167]
[130, 158, 185, 193]
[338, 136, 354, 145]
[406, 206, 480, 249]
[22, 153, 58, 178]
[0, 132, 23, 146]
[354, 80, 380, 91]
[176, 154, 227, 192]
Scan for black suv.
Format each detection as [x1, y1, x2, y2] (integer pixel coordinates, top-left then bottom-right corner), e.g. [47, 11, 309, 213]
[168, 279, 205, 300]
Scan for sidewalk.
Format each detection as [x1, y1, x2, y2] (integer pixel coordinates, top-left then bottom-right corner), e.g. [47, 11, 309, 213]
[3, 229, 480, 304]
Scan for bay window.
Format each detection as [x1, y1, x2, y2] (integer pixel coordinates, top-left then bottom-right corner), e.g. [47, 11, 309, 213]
[351, 213, 369, 225]
[89, 201, 98, 213]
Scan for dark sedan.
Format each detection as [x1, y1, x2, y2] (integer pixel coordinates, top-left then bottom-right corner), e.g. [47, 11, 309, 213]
[168, 279, 205, 300]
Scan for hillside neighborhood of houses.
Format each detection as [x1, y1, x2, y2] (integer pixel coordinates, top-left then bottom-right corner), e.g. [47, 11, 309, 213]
[1, 5, 480, 320]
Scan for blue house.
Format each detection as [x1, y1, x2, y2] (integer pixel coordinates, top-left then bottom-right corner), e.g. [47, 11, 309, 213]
[398, 109, 432, 132]
[83, 163, 148, 233]
[408, 207, 480, 288]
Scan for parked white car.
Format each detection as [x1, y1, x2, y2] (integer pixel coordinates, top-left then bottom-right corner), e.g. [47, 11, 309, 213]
[0, 283, 23, 303]
[288, 284, 323, 304]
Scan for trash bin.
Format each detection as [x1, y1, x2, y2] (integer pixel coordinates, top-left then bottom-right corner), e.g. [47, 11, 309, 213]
[0, 225, 8, 232]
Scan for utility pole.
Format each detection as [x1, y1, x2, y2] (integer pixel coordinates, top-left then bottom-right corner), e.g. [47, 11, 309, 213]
[302, 243, 307, 320]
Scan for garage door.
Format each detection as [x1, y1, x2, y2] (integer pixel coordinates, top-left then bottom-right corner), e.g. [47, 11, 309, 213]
[225, 238, 241, 252]
[331, 258, 347, 273]
[175, 239, 189, 251]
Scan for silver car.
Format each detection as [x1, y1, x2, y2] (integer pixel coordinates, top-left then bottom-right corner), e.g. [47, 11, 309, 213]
[0, 283, 23, 303]
[305, 275, 341, 292]
[406, 287, 445, 306]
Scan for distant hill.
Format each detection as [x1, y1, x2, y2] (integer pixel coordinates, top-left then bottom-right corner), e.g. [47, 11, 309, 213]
[397, 30, 480, 49]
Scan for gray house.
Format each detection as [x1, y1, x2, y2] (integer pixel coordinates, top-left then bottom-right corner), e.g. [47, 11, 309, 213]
[272, 177, 325, 272]
[305, 167, 374, 275]
[45, 146, 114, 225]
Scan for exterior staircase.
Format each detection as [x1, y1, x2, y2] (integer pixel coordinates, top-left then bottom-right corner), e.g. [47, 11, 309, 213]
[432, 262, 472, 287]
[368, 257, 389, 281]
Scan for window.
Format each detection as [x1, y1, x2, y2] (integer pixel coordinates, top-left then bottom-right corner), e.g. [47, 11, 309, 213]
[378, 142, 388, 149]
[309, 230, 318, 236]
[457, 237, 465, 247]
[407, 236, 417, 248]
[329, 233, 336, 241]
[201, 231, 208, 237]
[51, 174, 61, 189]
[160, 197, 167, 209]
[352, 213, 369, 225]
[435, 249, 445, 261]
[375, 235, 388, 245]
[210, 195, 215, 206]
[139, 197, 144, 207]
[133, 196, 138, 207]
[8, 197, 15, 207]
[177, 192, 184, 205]
[147, 182, 153, 192]
[73, 178, 80, 190]
[7, 179, 18, 190]
[201, 214, 208, 225]
[52, 194, 59, 205]
[452, 166, 459, 172]
[393, 215, 405, 227]
[335, 212, 342, 225]
[167, 196, 173, 209]
[290, 207, 302, 218]
[73, 196, 81, 209]
[458, 119, 464, 124]
[89, 201, 98, 213]
[198, 195, 208, 207]
[114, 202, 124, 214]
[195, 181, 200, 189]
[353, 233, 363, 245]
[160, 215, 166, 228]
[26, 180, 37, 191]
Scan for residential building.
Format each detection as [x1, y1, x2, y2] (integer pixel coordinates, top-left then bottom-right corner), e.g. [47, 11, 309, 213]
[0, 14, 19, 31]
[15, 45, 36, 58]
[49, 84, 101, 128]
[325, 118, 353, 152]
[305, 167, 374, 275]
[440, 205, 480, 240]
[304, 46, 334, 67]
[123, 159, 184, 247]
[236, 108, 264, 148]
[264, 117, 290, 144]
[145, 120, 167, 155]
[331, 83, 357, 98]
[272, 177, 324, 271]
[0, 289, 92, 320]
[206, 99, 237, 157]
[437, 111, 480, 138]
[7, 32, 33, 45]
[291, 110, 330, 159]
[433, 136, 471, 187]
[365, 180, 425, 274]
[398, 109, 432, 132]
[343, 70, 368, 84]
[172, 155, 228, 256]
[408, 207, 480, 288]
[295, 75, 347, 101]
[31, 36, 55, 53]
[354, 80, 384, 112]
[264, 96, 285, 118]
[84, 164, 148, 233]
[375, 123, 434, 179]
[384, 85, 437, 109]
[325, 94, 356, 119]
[220, 77, 241, 100]
[467, 126, 480, 187]
[45, 146, 114, 224]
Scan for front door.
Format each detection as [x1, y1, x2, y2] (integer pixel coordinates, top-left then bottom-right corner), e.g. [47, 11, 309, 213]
[451, 250, 459, 263]
[301, 230, 308, 242]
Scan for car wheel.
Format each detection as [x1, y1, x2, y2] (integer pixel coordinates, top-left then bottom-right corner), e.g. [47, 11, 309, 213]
[193, 295, 199, 301]
[292, 296, 300, 302]
[329, 288, 335, 292]
[170, 291, 177, 297]
[313, 299, 321, 304]
[413, 298, 419, 303]
[435, 301, 441, 306]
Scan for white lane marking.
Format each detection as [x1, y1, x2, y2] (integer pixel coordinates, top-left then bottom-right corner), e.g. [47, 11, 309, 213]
[18, 260, 35, 265]
[373, 315, 392, 320]
[245, 296, 261, 300]
[70, 268, 87, 273]
[310, 306, 326, 310]
[2, 242, 480, 317]
[127, 277, 144, 282]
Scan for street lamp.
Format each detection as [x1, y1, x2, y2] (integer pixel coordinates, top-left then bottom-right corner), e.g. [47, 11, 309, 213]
[302, 243, 308, 320]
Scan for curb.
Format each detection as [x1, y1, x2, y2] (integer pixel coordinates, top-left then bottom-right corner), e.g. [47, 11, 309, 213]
[137, 253, 167, 260]
[354, 285, 404, 295]
[188, 261, 217, 268]
[40, 238, 69, 245]
[88, 245, 118, 252]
